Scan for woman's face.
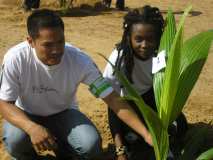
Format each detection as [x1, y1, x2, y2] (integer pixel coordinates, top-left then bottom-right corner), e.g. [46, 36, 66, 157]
[130, 23, 158, 60]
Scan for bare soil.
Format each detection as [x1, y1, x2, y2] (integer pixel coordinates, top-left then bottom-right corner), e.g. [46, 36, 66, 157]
[0, 0, 212, 159]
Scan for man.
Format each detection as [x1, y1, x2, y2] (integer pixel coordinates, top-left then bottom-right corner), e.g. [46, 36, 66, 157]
[22, 0, 40, 11]
[116, 0, 125, 10]
[0, 9, 151, 160]
[103, 0, 125, 10]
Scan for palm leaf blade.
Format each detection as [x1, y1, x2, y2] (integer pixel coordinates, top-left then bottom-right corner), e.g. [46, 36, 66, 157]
[196, 148, 213, 160]
[170, 30, 213, 123]
[154, 9, 176, 113]
[159, 6, 192, 127]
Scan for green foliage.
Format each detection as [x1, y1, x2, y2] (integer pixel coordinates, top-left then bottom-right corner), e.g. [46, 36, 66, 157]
[196, 148, 213, 160]
[153, 8, 176, 114]
[153, 5, 213, 159]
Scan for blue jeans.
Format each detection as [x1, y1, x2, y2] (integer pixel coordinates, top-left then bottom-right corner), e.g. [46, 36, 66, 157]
[3, 109, 102, 160]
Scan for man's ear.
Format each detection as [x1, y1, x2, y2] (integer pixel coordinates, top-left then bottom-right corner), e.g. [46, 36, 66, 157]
[27, 36, 35, 48]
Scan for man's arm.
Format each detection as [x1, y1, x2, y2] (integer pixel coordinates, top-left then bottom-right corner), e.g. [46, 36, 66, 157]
[0, 100, 36, 132]
[102, 91, 153, 146]
[0, 99, 57, 152]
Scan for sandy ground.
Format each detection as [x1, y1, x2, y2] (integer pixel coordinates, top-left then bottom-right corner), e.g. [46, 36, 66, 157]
[0, 0, 212, 159]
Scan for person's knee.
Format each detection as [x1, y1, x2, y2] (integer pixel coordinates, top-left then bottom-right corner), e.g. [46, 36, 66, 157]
[3, 123, 34, 157]
[68, 124, 102, 159]
[3, 131, 30, 156]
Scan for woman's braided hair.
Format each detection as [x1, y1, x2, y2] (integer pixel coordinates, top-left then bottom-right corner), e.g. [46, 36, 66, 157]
[115, 5, 164, 82]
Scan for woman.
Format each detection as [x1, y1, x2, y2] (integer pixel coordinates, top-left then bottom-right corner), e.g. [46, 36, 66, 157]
[103, 6, 188, 160]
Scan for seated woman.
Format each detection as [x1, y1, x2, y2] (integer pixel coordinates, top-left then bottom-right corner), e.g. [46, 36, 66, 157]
[103, 5, 188, 160]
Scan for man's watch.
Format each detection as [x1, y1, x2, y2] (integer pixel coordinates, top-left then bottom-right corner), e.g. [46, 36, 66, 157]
[115, 146, 127, 156]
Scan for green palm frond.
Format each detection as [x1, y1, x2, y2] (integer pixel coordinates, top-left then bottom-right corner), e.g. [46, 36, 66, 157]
[154, 8, 176, 114]
[158, 6, 192, 127]
[196, 148, 213, 160]
[170, 30, 213, 123]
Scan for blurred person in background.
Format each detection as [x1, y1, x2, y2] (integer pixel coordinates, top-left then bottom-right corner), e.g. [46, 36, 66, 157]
[22, 0, 40, 11]
[103, 0, 125, 10]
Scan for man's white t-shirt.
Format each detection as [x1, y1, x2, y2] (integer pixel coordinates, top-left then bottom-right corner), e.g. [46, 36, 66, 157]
[103, 49, 153, 96]
[0, 41, 113, 116]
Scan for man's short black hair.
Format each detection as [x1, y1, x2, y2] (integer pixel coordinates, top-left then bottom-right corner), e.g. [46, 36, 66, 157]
[27, 9, 64, 39]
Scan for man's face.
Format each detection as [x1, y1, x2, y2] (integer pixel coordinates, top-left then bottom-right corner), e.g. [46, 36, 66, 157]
[28, 27, 65, 66]
[130, 23, 158, 60]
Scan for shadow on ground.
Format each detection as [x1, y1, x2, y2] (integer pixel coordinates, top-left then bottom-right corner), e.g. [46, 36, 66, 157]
[54, 2, 127, 17]
[182, 122, 213, 159]
[189, 122, 213, 148]
[161, 10, 202, 16]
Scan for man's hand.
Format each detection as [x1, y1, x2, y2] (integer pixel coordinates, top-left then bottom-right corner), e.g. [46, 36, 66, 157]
[144, 132, 153, 146]
[26, 123, 57, 153]
[0, 100, 57, 154]
[103, 92, 153, 147]
[117, 154, 128, 160]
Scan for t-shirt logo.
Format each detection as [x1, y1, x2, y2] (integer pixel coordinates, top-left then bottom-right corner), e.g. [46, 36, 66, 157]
[32, 85, 58, 94]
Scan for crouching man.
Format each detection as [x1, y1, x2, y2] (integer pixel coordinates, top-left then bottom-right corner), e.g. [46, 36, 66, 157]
[0, 9, 152, 160]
